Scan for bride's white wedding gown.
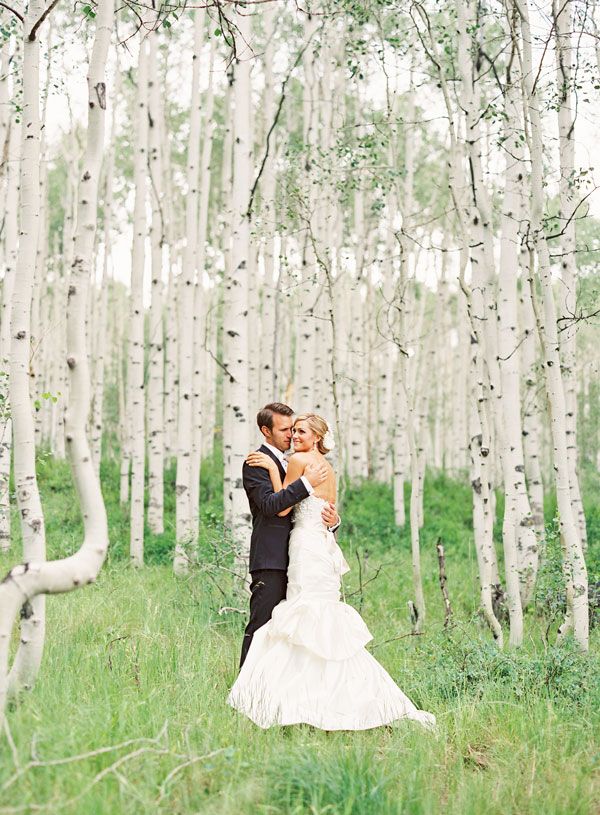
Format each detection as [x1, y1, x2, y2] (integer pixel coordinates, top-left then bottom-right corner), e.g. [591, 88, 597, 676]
[228, 495, 435, 731]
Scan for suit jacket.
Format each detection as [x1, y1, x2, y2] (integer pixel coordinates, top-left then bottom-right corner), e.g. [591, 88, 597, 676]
[242, 444, 310, 572]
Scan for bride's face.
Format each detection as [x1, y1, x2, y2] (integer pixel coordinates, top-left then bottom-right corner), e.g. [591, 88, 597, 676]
[292, 421, 317, 452]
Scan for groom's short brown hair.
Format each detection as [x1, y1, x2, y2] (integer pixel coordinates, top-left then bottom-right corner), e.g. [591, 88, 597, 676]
[257, 402, 294, 431]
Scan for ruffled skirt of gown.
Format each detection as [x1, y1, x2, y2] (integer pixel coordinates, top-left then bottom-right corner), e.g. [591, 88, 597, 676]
[228, 496, 435, 731]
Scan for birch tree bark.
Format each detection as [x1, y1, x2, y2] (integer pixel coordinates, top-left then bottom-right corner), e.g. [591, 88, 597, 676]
[497, 34, 538, 605]
[147, 31, 165, 535]
[515, 0, 588, 650]
[190, 33, 216, 541]
[128, 37, 149, 567]
[412, 4, 504, 642]
[295, 11, 320, 413]
[164, 255, 178, 463]
[118, 285, 130, 504]
[174, 11, 204, 574]
[258, 3, 277, 400]
[552, 0, 587, 549]
[388, 85, 426, 629]
[520, 254, 545, 539]
[1, 0, 114, 716]
[0, 49, 19, 552]
[8, 0, 48, 698]
[225, 8, 252, 574]
[455, 1, 523, 642]
[220, 78, 234, 528]
[91, 66, 119, 477]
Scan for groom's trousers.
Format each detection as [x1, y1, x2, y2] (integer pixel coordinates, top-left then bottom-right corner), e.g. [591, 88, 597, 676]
[239, 569, 287, 668]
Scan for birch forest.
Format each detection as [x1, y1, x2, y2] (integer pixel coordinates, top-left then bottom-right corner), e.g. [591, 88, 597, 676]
[0, 0, 599, 811]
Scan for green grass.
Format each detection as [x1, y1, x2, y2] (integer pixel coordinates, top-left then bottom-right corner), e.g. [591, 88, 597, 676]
[0, 455, 598, 814]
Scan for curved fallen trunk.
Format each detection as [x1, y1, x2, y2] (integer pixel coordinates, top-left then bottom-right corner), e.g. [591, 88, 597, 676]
[0, 0, 114, 724]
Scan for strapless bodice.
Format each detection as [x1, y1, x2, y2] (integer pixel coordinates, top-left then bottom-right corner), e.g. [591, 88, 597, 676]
[287, 495, 349, 603]
[292, 494, 329, 531]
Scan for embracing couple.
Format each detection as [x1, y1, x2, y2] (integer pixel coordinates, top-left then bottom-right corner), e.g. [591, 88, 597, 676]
[227, 402, 435, 731]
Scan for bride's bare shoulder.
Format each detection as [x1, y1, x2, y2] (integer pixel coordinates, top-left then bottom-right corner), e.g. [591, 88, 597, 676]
[288, 452, 311, 464]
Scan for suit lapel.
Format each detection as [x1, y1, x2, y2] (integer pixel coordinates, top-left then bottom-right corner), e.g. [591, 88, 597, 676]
[260, 444, 286, 481]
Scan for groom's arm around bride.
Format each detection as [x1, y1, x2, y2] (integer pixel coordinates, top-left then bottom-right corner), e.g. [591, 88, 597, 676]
[242, 457, 326, 519]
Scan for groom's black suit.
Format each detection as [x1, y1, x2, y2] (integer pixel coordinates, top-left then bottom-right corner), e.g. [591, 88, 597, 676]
[239, 444, 310, 667]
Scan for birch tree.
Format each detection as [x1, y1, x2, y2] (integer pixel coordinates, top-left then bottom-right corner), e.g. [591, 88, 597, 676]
[0, 41, 19, 553]
[497, 23, 538, 605]
[514, 0, 588, 650]
[190, 33, 216, 541]
[8, 0, 48, 697]
[174, 11, 204, 574]
[147, 30, 165, 535]
[225, 7, 253, 574]
[412, 3, 505, 643]
[0, 0, 114, 719]
[128, 37, 149, 567]
[552, 0, 587, 548]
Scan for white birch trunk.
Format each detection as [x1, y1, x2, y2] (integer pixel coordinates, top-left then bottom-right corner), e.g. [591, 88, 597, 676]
[226, 9, 252, 574]
[516, 0, 588, 649]
[396, 282, 426, 632]
[118, 285, 130, 504]
[258, 4, 277, 400]
[174, 12, 204, 574]
[2, 0, 114, 714]
[443, 4, 516, 643]
[164, 255, 178, 463]
[8, 0, 47, 698]
[147, 32, 165, 534]
[520, 257, 545, 539]
[413, 8, 505, 641]
[498, 55, 538, 605]
[553, 0, 587, 549]
[91, 68, 119, 477]
[0, 66, 19, 552]
[190, 35, 216, 539]
[220, 80, 234, 528]
[128, 39, 149, 567]
[295, 12, 320, 413]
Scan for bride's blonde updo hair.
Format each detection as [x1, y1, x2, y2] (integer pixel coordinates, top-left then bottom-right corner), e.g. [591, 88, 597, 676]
[294, 413, 333, 454]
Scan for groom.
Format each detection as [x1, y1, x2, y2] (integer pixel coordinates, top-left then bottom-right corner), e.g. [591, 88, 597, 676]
[239, 402, 339, 667]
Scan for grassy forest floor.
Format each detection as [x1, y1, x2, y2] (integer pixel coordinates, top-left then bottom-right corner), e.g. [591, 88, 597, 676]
[0, 452, 599, 814]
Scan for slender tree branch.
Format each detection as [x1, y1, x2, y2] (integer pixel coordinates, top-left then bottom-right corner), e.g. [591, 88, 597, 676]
[246, 22, 323, 219]
[0, 1, 23, 22]
[28, 0, 61, 41]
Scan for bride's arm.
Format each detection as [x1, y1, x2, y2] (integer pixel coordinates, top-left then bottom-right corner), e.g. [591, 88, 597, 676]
[245, 452, 318, 517]
[245, 453, 283, 492]
[276, 455, 306, 516]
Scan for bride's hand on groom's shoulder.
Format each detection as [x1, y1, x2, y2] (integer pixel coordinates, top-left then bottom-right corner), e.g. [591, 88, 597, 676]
[245, 452, 276, 472]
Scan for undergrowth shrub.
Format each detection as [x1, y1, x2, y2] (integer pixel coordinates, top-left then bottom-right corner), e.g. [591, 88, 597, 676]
[419, 630, 599, 705]
[534, 515, 600, 630]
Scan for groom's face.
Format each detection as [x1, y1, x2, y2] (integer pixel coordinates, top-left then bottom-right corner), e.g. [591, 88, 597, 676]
[263, 414, 294, 452]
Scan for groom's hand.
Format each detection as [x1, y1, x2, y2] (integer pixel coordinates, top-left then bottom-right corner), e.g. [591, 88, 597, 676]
[305, 461, 328, 488]
[321, 502, 339, 529]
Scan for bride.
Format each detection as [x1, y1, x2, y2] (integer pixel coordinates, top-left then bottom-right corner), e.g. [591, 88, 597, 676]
[228, 413, 435, 731]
